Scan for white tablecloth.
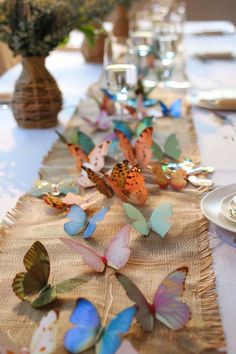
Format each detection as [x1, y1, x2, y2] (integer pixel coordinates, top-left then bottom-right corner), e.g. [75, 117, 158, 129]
[0, 22, 236, 353]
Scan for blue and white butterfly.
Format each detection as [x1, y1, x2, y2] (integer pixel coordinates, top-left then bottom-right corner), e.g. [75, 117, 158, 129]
[123, 202, 173, 238]
[64, 298, 136, 354]
[64, 205, 109, 239]
[159, 99, 181, 118]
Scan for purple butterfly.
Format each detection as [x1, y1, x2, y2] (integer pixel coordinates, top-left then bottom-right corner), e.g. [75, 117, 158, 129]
[115, 267, 191, 333]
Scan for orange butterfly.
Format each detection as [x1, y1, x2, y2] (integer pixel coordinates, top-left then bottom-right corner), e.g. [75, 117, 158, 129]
[42, 194, 68, 209]
[68, 141, 110, 173]
[152, 164, 187, 191]
[82, 161, 148, 205]
[115, 127, 153, 168]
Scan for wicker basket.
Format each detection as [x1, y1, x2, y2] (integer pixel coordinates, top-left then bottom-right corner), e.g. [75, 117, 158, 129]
[12, 57, 62, 129]
[112, 4, 129, 38]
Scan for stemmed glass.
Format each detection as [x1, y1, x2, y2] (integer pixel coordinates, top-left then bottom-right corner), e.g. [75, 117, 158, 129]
[103, 36, 137, 120]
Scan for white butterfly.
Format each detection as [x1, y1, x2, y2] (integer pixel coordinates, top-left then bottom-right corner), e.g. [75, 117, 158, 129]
[0, 310, 57, 354]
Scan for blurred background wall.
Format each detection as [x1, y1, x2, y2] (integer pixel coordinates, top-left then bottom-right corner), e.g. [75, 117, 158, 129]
[186, 0, 236, 24]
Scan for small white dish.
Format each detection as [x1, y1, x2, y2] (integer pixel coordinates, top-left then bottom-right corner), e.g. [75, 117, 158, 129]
[201, 184, 236, 233]
[220, 193, 236, 223]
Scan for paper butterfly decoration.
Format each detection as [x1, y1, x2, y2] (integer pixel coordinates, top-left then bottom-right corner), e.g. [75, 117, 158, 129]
[0, 310, 58, 354]
[115, 127, 153, 168]
[82, 160, 148, 205]
[64, 298, 136, 354]
[115, 268, 191, 333]
[42, 191, 103, 210]
[116, 340, 139, 354]
[30, 178, 79, 197]
[64, 205, 109, 238]
[56, 130, 110, 173]
[83, 95, 115, 131]
[159, 99, 182, 118]
[152, 133, 181, 161]
[12, 241, 89, 308]
[152, 164, 187, 190]
[60, 224, 131, 272]
[123, 202, 173, 237]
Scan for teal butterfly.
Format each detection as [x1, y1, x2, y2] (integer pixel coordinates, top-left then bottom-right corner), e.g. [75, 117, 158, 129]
[123, 202, 173, 237]
[152, 133, 181, 161]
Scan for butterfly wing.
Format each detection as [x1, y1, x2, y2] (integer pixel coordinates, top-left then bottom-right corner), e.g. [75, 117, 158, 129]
[134, 127, 153, 168]
[65, 298, 101, 354]
[115, 130, 136, 166]
[153, 267, 191, 330]
[152, 141, 165, 161]
[60, 237, 105, 272]
[159, 101, 170, 116]
[83, 207, 109, 239]
[76, 130, 95, 155]
[169, 99, 181, 118]
[30, 180, 51, 197]
[164, 134, 181, 160]
[124, 167, 148, 206]
[29, 310, 58, 354]
[170, 169, 187, 190]
[82, 167, 113, 198]
[64, 205, 87, 236]
[68, 144, 89, 172]
[123, 203, 149, 235]
[148, 203, 173, 238]
[12, 241, 50, 300]
[96, 306, 136, 354]
[135, 116, 153, 137]
[58, 179, 80, 195]
[0, 331, 20, 354]
[113, 120, 133, 139]
[104, 224, 131, 269]
[42, 194, 67, 209]
[88, 141, 110, 172]
[109, 161, 129, 188]
[115, 273, 154, 333]
[115, 340, 139, 354]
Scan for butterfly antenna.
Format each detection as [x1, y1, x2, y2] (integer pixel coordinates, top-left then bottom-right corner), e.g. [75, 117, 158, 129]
[103, 282, 114, 327]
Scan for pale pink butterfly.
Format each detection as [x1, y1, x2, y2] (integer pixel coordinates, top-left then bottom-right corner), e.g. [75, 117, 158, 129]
[60, 224, 131, 273]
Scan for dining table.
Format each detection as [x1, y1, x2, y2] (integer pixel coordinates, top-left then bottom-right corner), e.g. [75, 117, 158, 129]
[0, 21, 236, 354]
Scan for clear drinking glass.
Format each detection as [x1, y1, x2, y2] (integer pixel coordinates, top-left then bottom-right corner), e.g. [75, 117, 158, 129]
[130, 31, 157, 89]
[153, 33, 178, 83]
[104, 36, 137, 119]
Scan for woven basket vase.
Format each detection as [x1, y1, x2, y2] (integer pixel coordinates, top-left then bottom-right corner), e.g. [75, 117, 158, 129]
[12, 56, 62, 129]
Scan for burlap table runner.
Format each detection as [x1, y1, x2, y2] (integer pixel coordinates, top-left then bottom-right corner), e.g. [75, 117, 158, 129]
[0, 86, 226, 353]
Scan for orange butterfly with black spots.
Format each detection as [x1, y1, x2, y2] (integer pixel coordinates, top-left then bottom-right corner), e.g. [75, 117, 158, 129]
[115, 127, 153, 168]
[82, 161, 148, 205]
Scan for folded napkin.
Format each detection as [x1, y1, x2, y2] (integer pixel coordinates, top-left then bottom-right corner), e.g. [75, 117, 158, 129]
[199, 98, 236, 110]
[195, 51, 236, 60]
[194, 29, 235, 36]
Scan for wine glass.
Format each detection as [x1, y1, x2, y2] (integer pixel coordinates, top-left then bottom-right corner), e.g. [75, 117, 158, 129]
[103, 36, 137, 120]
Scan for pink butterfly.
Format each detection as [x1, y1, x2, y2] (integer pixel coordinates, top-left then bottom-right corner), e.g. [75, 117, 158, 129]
[0, 310, 58, 354]
[116, 340, 139, 354]
[60, 224, 131, 273]
[115, 268, 191, 333]
[83, 110, 112, 131]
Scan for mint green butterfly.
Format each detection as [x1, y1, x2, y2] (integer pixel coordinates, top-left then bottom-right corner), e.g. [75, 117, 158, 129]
[152, 133, 181, 161]
[123, 202, 173, 238]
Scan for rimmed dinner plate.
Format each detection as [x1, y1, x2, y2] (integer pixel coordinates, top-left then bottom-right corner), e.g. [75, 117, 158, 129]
[220, 193, 236, 223]
[201, 184, 236, 233]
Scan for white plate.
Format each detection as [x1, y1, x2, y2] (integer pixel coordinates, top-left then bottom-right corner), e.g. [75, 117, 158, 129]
[201, 184, 236, 233]
[220, 193, 236, 223]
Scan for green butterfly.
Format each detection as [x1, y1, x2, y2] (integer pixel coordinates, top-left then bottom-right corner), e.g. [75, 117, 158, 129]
[123, 202, 173, 238]
[152, 133, 181, 161]
[56, 129, 95, 155]
[12, 241, 90, 308]
[135, 116, 154, 137]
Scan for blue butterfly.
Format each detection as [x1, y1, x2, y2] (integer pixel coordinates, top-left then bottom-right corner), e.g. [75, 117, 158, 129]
[101, 88, 117, 101]
[64, 205, 109, 239]
[64, 298, 136, 354]
[159, 99, 181, 118]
